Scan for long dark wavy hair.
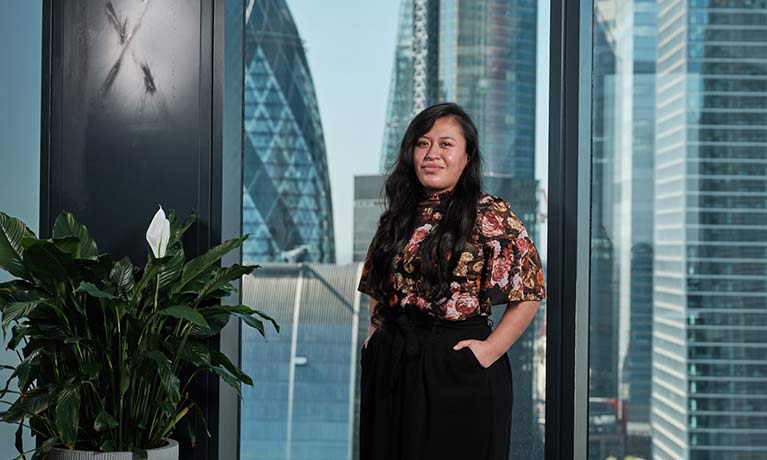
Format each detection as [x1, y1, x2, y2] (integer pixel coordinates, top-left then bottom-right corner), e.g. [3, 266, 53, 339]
[367, 102, 483, 326]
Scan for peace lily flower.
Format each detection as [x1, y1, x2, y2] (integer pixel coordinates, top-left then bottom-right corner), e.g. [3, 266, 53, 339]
[146, 205, 171, 258]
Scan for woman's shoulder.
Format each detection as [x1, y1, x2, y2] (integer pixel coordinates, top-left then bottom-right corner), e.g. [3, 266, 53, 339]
[475, 191, 527, 240]
[476, 191, 516, 217]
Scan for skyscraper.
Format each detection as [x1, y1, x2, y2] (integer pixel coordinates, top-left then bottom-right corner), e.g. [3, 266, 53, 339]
[652, 2, 767, 459]
[243, 0, 335, 264]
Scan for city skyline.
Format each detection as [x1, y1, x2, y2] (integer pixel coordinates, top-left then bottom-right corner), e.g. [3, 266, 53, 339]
[286, 0, 551, 264]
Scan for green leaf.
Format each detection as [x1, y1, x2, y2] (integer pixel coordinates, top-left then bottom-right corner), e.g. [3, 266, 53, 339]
[80, 253, 114, 280]
[172, 235, 248, 295]
[14, 347, 43, 391]
[21, 239, 78, 288]
[201, 304, 279, 336]
[187, 402, 211, 446]
[8, 323, 31, 349]
[252, 308, 280, 334]
[36, 436, 59, 456]
[80, 361, 101, 380]
[76, 281, 116, 299]
[52, 211, 99, 259]
[14, 423, 23, 456]
[212, 351, 252, 386]
[169, 210, 196, 247]
[156, 305, 209, 329]
[110, 257, 135, 293]
[52, 236, 81, 256]
[0, 279, 40, 304]
[145, 351, 180, 404]
[100, 440, 117, 451]
[159, 400, 175, 417]
[196, 264, 257, 302]
[169, 338, 211, 368]
[55, 381, 81, 449]
[212, 366, 241, 397]
[0, 212, 35, 280]
[157, 247, 185, 290]
[120, 367, 130, 398]
[94, 409, 119, 432]
[189, 312, 229, 339]
[3, 387, 50, 423]
[2, 300, 44, 330]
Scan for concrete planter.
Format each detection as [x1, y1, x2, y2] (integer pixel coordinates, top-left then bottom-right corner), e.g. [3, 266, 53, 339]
[46, 439, 178, 460]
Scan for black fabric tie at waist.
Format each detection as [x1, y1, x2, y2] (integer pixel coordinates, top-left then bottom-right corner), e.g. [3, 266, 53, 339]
[378, 304, 488, 392]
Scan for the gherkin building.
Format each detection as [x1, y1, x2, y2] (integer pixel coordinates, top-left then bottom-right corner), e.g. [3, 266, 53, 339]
[243, 0, 335, 263]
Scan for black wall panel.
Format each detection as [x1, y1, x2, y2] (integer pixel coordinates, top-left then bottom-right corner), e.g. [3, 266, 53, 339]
[41, 1, 230, 458]
[42, 0, 214, 265]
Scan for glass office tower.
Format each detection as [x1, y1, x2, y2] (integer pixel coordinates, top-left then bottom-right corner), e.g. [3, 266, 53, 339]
[243, 0, 335, 264]
[652, 2, 767, 459]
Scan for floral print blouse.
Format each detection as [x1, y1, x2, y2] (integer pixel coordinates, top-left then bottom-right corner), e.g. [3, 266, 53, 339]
[357, 188, 547, 321]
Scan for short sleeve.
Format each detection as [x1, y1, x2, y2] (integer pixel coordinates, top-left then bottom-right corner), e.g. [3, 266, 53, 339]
[480, 200, 547, 305]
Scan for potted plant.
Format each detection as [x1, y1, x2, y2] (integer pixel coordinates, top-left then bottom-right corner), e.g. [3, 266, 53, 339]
[0, 206, 278, 459]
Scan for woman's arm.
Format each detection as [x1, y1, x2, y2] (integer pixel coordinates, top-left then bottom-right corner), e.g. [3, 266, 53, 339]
[452, 300, 542, 367]
[362, 296, 380, 349]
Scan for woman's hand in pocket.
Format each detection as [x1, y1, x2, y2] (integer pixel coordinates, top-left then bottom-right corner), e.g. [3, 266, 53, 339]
[452, 339, 502, 368]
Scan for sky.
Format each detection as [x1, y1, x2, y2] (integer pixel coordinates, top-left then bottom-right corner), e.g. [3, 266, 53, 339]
[286, 0, 550, 265]
[285, 0, 400, 265]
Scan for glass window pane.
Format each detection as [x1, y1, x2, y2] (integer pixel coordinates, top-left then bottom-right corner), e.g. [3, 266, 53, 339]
[0, 3, 41, 456]
[240, 1, 550, 459]
[589, 2, 767, 460]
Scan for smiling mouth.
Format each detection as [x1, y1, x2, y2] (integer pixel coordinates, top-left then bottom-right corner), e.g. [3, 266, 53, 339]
[423, 165, 443, 171]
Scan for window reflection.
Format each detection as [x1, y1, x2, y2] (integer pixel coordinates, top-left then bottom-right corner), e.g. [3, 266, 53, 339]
[590, 2, 767, 460]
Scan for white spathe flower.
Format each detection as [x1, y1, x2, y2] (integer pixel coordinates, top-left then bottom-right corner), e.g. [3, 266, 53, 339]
[146, 205, 171, 258]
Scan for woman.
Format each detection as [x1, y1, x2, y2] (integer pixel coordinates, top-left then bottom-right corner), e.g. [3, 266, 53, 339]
[357, 102, 547, 460]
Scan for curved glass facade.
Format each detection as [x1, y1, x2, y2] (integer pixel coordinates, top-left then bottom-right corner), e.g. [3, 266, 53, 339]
[243, 0, 335, 264]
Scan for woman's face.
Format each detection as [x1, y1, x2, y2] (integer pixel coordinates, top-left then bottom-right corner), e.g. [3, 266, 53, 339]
[413, 116, 469, 194]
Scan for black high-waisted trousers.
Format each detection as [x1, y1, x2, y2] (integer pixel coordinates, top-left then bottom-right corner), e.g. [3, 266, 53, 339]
[359, 305, 513, 460]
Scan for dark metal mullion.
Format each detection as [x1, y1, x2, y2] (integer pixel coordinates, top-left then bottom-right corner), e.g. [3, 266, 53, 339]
[40, 0, 59, 240]
[546, 0, 592, 459]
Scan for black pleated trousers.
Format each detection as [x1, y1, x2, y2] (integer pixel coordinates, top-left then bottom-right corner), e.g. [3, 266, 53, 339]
[359, 306, 513, 460]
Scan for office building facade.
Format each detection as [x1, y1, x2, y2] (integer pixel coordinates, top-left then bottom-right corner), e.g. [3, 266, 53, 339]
[240, 263, 367, 460]
[652, 2, 767, 459]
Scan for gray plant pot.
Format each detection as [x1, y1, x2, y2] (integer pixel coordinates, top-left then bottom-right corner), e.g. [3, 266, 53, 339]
[46, 439, 178, 460]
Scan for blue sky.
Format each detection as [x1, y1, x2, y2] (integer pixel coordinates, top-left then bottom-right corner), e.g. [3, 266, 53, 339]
[286, 0, 550, 264]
